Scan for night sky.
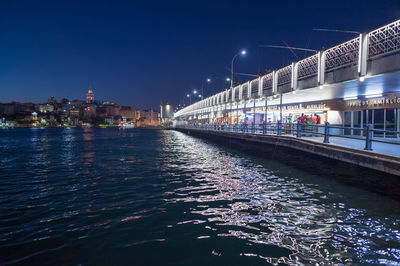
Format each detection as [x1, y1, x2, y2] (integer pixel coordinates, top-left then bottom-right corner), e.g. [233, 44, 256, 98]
[1, 0, 399, 109]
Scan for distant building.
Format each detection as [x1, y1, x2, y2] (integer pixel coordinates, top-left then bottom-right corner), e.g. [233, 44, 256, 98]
[70, 99, 84, 108]
[39, 104, 54, 113]
[0, 102, 24, 116]
[104, 117, 113, 125]
[69, 108, 80, 118]
[48, 96, 57, 105]
[120, 106, 136, 121]
[86, 87, 94, 104]
[136, 109, 160, 127]
[60, 98, 69, 105]
[160, 103, 173, 125]
[83, 106, 96, 118]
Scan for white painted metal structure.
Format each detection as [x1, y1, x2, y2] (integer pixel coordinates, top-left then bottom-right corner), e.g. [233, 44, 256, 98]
[174, 19, 400, 122]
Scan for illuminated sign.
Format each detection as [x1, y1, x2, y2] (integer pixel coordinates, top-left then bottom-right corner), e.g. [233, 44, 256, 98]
[267, 103, 328, 112]
[346, 95, 400, 109]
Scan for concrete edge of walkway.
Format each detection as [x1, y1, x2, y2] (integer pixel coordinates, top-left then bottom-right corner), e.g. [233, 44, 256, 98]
[174, 128, 400, 177]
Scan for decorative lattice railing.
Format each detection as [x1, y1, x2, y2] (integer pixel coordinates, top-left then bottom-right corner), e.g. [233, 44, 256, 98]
[251, 80, 259, 98]
[325, 37, 360, 72]
[242, 84, 249, 99]
[262, 73, 273, 90]
[298, 54, 318, 80]
[277, 65, 292, 86]
[369, 19, 400, 59]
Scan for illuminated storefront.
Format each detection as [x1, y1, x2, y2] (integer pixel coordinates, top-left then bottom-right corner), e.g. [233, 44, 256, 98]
[199, 93, 400, 138]
[343, 94, 400, 137]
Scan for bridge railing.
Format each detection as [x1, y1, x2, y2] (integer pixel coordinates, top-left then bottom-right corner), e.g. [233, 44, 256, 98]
[297, 54, 319, 80]
[324, 37, 360, 72]
[175, 19, 400, 119]
[178, 122, 400, 153]
[368, 19, 400, 60]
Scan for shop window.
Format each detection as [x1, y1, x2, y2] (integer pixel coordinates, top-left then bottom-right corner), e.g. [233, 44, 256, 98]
[385, 108, 396, 137]
[344, 111, 352, 135]
[363, 110, 372, 136]
[374, 109, 384, 137]
[353, 111, 362, 136]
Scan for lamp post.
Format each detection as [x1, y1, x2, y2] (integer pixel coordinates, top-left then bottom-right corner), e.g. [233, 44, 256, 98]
[203, 77, 230, 97]
[186, 90, 198, 105]
[201, 78, 211, 98]
[231, 50, 246, 88]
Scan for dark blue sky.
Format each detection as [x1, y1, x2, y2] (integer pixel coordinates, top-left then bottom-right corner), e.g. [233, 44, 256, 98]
[1, 0, 399, 108]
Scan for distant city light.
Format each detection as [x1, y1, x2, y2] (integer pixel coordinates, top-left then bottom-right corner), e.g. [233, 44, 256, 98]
[359, 76, 365, 82]
[207, 78, 211, 82]
[193, 90, 197, 94]
[187, 94, 190, 98]
[226, 77, 230, 81]
[241, 50, 247, 55]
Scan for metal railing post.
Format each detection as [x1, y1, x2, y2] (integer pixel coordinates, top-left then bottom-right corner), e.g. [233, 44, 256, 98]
[364, 124, 373, 151]
[323, 122, 330, 143]
[296, 120, 301, 138]
[263, 122, 266, 134]
[277, 121, 282, 136]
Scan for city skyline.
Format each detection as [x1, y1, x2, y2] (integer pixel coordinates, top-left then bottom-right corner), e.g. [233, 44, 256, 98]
[1, 0, 399, 108]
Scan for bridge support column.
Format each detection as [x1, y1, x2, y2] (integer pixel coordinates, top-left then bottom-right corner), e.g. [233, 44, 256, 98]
[253, 98, 256, 133]
[272, 70, 278, 94]
[264, 96, 268, 132]
[364, 124, 373, 151]
[292, 62, 298, 90]
[318, 51, 325, 85]
[258, 76, 263, 97]
[358, 33, 369, 77]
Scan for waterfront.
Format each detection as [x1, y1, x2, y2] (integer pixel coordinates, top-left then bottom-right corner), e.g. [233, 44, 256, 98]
[1, 128, 400, 265]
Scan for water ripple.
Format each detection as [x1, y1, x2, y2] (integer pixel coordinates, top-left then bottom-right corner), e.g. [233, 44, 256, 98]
[0, 128, 399, 265]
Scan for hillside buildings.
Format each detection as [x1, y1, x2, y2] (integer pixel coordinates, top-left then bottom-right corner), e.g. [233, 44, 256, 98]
[0, 87, 160, 128]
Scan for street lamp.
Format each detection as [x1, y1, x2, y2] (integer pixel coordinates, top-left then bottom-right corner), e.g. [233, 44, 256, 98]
[205, 77, 231, 95]
[231, 50, 247, 88]
[200, 78, 212, 98]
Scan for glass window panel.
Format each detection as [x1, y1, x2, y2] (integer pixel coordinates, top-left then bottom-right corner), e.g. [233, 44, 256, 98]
[374, 109, 384, 137]
[385, 108, 396, 137]
[344, 111, 351, 135]
[353, 111, 362, 136]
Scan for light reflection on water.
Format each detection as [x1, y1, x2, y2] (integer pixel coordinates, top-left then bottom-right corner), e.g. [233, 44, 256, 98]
[0, 128, 399, 265]
[160, 130, 400, 265]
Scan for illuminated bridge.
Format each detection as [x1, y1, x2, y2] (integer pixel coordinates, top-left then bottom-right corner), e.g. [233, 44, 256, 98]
[172, 19, 400, 177]
[174, 19, 400, 137]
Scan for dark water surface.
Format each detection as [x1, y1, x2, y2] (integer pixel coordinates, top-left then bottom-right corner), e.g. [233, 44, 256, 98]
[1, 128, 400, 265]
